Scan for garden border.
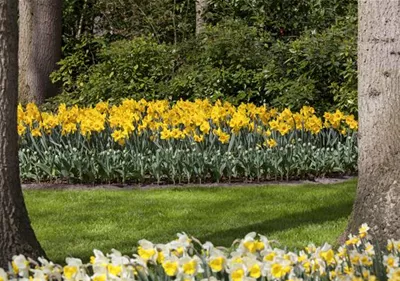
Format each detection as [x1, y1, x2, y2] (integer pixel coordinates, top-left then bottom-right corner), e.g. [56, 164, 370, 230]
[21, 176, 356, 190]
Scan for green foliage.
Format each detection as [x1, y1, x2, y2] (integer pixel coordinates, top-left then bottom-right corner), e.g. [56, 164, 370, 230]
[207, 0, 356, 37]
[50, 15, 357, 114]
[263, 14, 357, 113]
[19, 127, 357, 184]
[94, 0, 196, 43]
[49, 36, 105, 105]
[50, 37, 177, 107]
[62, 0, 195, 47]
[163, 20, 271, 103]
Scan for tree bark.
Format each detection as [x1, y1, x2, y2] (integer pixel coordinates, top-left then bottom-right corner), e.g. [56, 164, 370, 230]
[195, 0, 207, 35]
[0, 0, 46, 269]
[18, 0, 62, 104]
[344, 0, 400, 245]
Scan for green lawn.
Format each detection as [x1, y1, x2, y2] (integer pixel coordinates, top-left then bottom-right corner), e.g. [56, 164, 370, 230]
[24, 179, 357, 264]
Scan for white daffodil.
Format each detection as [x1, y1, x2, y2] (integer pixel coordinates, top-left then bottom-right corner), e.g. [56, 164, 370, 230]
[345, 234, 361, 247]
[297, 250, 308, 263]
[359, 223, 370, 238]
[120, 265, 137, 280]
[64, 258, 89, 281]
[162, 256, 179, 277]
[130, 255, 148, 274]
[264, 257, 291, 280]
[287, 272, 304, 281]
[11, 255, 29, 277]
[176, 233, 192, 247]
[261, 248, 285, 263]
[364, 242, 375, 256]
[384, 254, 400, 268]
[349, 250, 362, 266]
[207, 248, 226, 273]
[238, 232, 262, 254]
[179, 275, 195, 281]
[154, 244, 171, 265]
[37, 257, 62, 279]
[179, 256, 204, 276]
[202, 242, 214, 254]
[283, 252, 299, 265]
[136, 240, 157, 263]
[92, 263, 107, 276]
[30, 270, 47, 281]
[310, 257, 326, 276]
[200, 277, 219, 281]
[243, 256, 263, 279]
[387, 267, 400, 281]
[305, 243, 317, 254]
[227, 263, 247, 281]
[336, 245, 347, 260]
[229, 252, 245, 266]
[360, 254, 373, 267]
[91, 250, 110, 266]
[66, 258, 83, 267]
[92, 273, 107, 281]
[168, 240, 188, 258]
[388, 239, 395, 252]
[108, 249, 130, 265]
[257, 234, 272, 252]
[0, 268, 8, 281]
[317, 243, 335, 265]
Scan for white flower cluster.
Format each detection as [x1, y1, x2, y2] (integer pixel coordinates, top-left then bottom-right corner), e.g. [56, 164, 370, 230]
[3, 225, 400, 281]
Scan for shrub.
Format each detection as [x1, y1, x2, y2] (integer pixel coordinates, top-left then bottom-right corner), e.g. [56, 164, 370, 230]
[207, 0, 356, 37]
[262, 14, 357, 114]
[162, 20, 272, 104]
[50, 37, 177, 107]
[49, 16, 356, 114]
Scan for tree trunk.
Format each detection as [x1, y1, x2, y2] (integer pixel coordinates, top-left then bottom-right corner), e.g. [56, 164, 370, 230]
[0, 0, 46, 269]
[18, 0, 62, 105]
[195, 0, 207, 35]
[345, 0, 400, 245]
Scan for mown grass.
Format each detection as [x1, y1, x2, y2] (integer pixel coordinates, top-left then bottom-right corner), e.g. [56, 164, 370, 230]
[24, 179, 357, 264]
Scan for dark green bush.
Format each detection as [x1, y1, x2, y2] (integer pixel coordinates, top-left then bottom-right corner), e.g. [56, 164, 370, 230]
[207, 0, 356, 37]
[62, 0, 196, 47]
[263, 14, 357, 113]
[162, 20, 272, 103]
[50, 37, 177, 107]
[49, 15, 356, 114]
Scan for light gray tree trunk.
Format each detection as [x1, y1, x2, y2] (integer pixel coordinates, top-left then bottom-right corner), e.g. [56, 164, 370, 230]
[195, 0, 207, 35]
[18, 0, 62, 104]
[345, 0, 400, 245]
[0, 0, 46, 268]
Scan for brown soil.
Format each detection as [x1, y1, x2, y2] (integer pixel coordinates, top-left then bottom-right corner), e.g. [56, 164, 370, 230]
[22, 176, 356, 191]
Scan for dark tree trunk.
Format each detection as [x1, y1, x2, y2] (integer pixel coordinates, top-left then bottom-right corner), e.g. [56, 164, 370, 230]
[344, 0, 400, 245]
[0, 0, 46, 269]
[18, 0, 62, 104]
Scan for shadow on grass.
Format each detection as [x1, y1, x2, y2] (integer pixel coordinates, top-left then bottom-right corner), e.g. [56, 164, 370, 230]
[196, 198, 354, 246]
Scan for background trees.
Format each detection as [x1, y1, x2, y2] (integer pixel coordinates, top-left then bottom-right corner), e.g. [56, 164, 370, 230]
[0, 0, 46, 268]
[18, 0, 62, 104]
[47, 0, 357, 115]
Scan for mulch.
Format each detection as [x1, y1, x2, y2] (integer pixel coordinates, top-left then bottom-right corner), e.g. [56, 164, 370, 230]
[21, 176, 356, 191]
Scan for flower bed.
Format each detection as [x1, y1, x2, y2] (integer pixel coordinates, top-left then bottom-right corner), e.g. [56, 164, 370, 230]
[18, 100, 358, 184]
[3, 225, 398, 281]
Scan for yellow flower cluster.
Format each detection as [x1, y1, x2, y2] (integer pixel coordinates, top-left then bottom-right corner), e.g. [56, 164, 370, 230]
[4, 224, 400, 281]
[324, 110, 358, 133]
[17, 100, 358, 147]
